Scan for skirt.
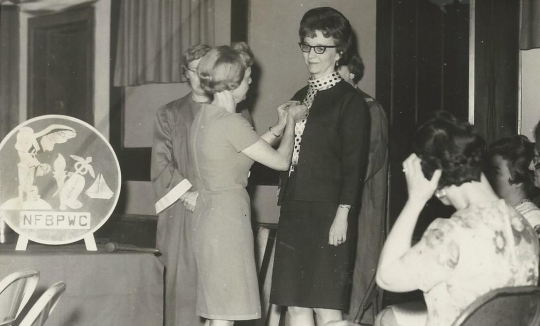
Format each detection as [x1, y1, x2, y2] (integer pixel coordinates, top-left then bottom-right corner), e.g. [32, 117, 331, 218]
[270, 171, 357, 310]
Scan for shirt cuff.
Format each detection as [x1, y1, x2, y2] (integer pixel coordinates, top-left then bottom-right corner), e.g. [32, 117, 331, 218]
[155, 179, 193, 214]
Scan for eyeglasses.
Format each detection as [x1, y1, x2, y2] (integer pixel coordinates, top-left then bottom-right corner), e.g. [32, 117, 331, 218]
[183, 65, 197, 73]
[533, 153, 540, 170]
[298, 43, 338, 54]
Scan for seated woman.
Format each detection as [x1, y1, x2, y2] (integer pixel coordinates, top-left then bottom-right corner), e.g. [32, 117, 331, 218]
[375, 111, 540, 326]
[487, 135, 540, 235]
[530, 120, 540, 207]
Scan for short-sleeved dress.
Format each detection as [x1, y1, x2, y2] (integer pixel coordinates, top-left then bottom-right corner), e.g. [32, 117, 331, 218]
[189, 103, 262, 320]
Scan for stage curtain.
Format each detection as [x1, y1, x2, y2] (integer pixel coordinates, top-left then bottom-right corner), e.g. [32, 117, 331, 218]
[113, 0, 215, 86]
[0, 6, 20, 140]
[521, 0, 540, 50]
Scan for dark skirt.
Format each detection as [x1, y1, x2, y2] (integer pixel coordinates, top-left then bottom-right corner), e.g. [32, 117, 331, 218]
[270, 170, 357, 310]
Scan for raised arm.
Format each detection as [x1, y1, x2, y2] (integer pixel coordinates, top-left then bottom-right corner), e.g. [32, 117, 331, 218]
[242, 113, 296, 171]
[260, 101, 304, 145]
[376, 154, 442, 291]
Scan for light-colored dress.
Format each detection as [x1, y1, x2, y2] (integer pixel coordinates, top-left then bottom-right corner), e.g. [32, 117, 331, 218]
[189, 103, 261, 320]
[392, 199, 539, 326]
[151, 95, 253, 326]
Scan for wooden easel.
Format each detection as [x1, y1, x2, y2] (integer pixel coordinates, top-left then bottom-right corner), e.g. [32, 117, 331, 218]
[15, 233, 97, 251]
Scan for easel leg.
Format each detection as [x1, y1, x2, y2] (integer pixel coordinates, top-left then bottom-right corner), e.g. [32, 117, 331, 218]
[16, 235, 29, 251]
[84, 233, 97, 251]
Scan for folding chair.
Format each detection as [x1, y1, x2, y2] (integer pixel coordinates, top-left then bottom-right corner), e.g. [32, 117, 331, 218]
[0, 268, 39, 326]
[451, 286, 540, 326]
[19, 281, 67, 326]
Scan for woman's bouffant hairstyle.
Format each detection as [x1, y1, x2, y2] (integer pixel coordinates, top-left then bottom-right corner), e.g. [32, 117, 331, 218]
[299, 7, 354, 66]
[488, 135, 535, 189]
[182, 44, 212, 72]
[231, 42, 255, 68]
[346, 54, 364, 84]
[198, 45, 251, 94]
[413, 111, 486, 189]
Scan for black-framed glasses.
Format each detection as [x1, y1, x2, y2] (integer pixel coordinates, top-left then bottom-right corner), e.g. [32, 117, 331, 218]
[298, 43, 338, 54]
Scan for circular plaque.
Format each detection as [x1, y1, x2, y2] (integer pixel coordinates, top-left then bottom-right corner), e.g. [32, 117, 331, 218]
[0, 115, 121, 245]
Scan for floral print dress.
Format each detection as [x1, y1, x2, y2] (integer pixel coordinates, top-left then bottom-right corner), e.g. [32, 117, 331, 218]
[401, 199, 539, 326]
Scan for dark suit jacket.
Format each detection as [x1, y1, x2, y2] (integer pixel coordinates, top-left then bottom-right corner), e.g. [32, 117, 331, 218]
[278, 80, 371, 207]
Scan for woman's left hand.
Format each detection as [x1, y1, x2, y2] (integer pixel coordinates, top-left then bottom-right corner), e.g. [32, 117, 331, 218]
[329, 210, 348, 246]
[214, 90, 236, 112]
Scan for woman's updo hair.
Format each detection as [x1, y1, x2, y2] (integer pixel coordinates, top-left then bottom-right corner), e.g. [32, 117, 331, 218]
[346, 54, 364, 84]
[413, 111, 486, 189]
[299, 7, 354, 66]
[198, 45, 250, 94]
[231, 41, 255, 68]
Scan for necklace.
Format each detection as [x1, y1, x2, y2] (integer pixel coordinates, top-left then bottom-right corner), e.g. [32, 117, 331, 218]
[513, 198, 531, 208]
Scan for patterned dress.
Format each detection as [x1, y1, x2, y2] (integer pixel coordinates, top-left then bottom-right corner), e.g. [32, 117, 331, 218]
[399, 199, 539, 326]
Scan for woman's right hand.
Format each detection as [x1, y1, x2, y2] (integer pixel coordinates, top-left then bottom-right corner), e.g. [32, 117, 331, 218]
[402, 153, 442, 204]
[181, 190, 199, 212]
[288, 103, 308, 123]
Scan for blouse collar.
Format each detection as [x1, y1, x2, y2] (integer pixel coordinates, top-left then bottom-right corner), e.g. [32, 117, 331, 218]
[308, 71, 342, 91]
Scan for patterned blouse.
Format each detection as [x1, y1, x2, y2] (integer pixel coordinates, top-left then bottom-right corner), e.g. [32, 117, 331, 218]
[515, 200, 540, 237]
[402, 199, 539, 326]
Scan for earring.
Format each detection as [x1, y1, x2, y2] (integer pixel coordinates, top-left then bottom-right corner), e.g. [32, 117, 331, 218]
[435, 189, 446, 198]
[349, 73, 355, 81]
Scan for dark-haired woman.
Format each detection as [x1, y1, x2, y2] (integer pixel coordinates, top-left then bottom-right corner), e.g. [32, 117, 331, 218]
[270, 7, 370, 326]
[488, 135, 540, 235]
[530, 120, 540, 207]
[375, 112, 539, 326]
[189, 44, 307, 326]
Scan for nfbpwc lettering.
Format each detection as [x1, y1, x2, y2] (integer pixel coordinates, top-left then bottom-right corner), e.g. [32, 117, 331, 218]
[20, 211, 91, 229]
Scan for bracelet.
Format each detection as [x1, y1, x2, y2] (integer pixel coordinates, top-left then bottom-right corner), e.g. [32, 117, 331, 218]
[339, 204, 351, 210]
[269, 126, 281, 138]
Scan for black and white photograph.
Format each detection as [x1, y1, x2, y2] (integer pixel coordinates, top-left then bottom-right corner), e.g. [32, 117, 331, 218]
[1, 0, 540, 325]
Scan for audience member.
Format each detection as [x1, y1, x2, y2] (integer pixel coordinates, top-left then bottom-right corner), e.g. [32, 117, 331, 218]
[530, 120, 540, 207]
[487, 135, 540, 235]
[375, 111, 539, 326]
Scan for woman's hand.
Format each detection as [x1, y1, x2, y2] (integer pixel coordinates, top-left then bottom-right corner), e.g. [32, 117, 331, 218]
[288, 103, 308, 123]
[403, 153, 442, 204]
[214, 90, 236, 113]
[276, 101, 296, 129]
[329, 208, 349, 246]
[181, 191, 199, 212]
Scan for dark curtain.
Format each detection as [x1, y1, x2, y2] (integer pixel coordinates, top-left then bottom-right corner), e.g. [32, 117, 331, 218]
[521, 0, 540, 50]
[113, 0, 215, 86]
[0, 6, 20, 140]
